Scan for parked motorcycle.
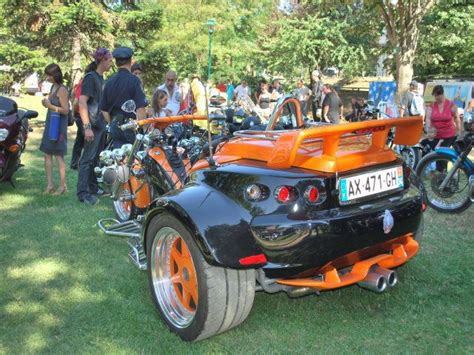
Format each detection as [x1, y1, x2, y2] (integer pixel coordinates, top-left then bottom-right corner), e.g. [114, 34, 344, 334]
[95, 100, 207, 222]
[416, 131, 473, 213]
[0, 96, 38, 183]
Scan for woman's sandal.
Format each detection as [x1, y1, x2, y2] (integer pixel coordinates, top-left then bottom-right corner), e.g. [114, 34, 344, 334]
[43, 186, 55, 194]
[52, 186, 68, 196]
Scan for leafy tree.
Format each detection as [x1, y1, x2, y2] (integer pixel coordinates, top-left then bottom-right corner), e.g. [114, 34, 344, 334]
[415, 3, 474, 78]
[259, 2, 380, 82]
[377, 0, 436, 97]
[153, 0, 273, 83]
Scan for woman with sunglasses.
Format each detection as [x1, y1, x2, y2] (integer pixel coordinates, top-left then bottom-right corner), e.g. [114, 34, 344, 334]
[425, 85, 462, 149]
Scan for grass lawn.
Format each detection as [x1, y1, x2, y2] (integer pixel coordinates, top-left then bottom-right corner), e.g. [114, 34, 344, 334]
[1, 95, 473, 353]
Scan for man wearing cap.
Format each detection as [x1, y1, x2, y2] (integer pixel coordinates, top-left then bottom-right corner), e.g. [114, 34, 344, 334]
[157, 70, 182, 116]
[76, 48, 113, 205]
[400, 80, 425, 117]
[100, 47, 147, 149]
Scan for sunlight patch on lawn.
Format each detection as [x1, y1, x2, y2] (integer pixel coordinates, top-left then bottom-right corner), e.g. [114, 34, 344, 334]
[0, 194, 33, 211]
[7, 258, 68, 283]
[25, 332, 47, 353]
[4, 301, 47, 316]
[48, 285, 106, 303]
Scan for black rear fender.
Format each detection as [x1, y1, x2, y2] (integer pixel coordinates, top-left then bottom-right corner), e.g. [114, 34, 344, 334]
[143, 183, 262, 268]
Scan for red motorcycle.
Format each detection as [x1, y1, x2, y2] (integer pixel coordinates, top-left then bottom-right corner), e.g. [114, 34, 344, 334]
[0, 96, 38, 183]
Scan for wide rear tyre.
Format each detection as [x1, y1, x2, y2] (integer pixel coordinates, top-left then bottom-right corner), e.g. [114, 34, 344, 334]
[146, 213, 255, 341]
[416, 152, 471, 213]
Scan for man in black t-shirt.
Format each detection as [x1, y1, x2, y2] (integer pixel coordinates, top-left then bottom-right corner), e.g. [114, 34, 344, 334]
[77, 48, 113, 205]
[321, 84, 343, 124]
[101, 47, 147, 149]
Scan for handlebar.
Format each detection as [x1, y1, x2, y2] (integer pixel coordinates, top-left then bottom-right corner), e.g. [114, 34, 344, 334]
[120, 121, 137, 131]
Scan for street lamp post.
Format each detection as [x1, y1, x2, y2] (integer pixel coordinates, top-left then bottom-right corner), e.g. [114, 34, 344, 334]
[206, 18, 216, 81]
[205, 18, 217, 161]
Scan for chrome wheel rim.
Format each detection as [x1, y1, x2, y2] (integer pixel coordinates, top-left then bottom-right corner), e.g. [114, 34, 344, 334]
[420, 157, 470, 210]
[151, 227, 198, 329]
[113, 184, 132, 221]
[401, 148, 417, 169]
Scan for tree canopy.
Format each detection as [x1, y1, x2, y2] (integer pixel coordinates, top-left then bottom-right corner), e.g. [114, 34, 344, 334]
[0, 0, 472, 95]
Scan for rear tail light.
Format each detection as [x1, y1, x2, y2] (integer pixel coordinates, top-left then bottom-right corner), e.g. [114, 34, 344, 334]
[404, 165, 411, 180]
[304, 185, 319, 203]
[275, 186, 297, 203]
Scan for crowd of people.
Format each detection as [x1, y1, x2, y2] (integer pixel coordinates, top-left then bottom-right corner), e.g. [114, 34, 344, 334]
[38, 46, 472, 205]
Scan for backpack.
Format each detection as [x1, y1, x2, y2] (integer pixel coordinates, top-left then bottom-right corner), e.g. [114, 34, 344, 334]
[72, 79, 83, 114]
[408, 92, 425, 116]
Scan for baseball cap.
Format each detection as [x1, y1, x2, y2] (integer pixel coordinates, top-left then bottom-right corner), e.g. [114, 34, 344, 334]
[112, 47, 134, 60]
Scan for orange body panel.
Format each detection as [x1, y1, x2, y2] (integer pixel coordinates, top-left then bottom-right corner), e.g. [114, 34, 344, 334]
[212, 117, 423, 173]
[129, 169, 151, 209]
[277, 235, 418, 290]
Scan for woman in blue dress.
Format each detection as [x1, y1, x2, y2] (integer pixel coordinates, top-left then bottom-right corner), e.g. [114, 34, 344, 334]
[39, 63, 69, 195]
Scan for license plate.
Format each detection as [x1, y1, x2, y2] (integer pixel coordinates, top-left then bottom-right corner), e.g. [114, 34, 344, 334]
[339, 166, 404, 203]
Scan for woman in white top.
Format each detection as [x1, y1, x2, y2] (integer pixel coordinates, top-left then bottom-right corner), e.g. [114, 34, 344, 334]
[148, 89, 172, 117]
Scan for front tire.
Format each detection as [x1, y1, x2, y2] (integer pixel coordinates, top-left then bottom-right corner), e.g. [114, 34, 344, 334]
[113, 182, 139, 222]
[416, 152, 472, 213]
[146, 213, 255, 341]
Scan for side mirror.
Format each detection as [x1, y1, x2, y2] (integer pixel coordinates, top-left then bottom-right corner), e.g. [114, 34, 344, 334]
[22, 110, 38, 120]
[121, 100, 136, 114]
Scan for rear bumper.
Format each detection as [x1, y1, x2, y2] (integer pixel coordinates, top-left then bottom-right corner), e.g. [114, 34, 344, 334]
[277, 234, 418, 290]
[251, 190, 423, 279]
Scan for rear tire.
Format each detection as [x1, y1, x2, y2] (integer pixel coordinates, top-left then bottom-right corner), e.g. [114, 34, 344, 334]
[146, 213, 255, 341]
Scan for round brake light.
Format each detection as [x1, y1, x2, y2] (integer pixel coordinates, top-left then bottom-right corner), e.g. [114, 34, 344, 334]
[305, 185, 319, 203]
[275, 186, 291, 203]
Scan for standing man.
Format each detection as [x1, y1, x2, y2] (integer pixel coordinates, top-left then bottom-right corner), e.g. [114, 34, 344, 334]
[76, 48, 113, 205]
[157, 70, 182, 116]
[226, 79, 235, 104]
[400, 80, 425, 118]
[190, 74, 207, 129]
[311, 70, 323, 121]
[295, 79, 311, 116]
[233, 79, 251, 101]
[321, 84, 343, 124]
[101, 47, 147, 149]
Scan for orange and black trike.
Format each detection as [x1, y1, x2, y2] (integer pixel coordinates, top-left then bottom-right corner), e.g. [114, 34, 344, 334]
[98, 95, 425, 341]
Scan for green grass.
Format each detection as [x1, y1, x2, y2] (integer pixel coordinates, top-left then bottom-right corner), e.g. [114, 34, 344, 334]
[1, 95, 473, 353]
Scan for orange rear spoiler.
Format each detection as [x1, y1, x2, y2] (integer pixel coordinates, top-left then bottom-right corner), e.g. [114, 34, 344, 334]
[232, 116, 423, 172]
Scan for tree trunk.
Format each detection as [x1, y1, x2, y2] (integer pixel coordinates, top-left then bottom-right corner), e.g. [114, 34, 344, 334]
[71, 34, 82, 89]
[395, 50, 415, 104]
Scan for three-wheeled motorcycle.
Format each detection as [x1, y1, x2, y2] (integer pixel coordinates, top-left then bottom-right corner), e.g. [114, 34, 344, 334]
[99, 95, 425, 341]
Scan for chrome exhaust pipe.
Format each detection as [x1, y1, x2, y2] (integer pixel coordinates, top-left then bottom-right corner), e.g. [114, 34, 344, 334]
[372, 266, 397, 287]
[358, 272, 387, 293]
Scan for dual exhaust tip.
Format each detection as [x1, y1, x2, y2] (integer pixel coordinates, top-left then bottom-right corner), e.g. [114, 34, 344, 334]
[358, 266, 397, 293]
